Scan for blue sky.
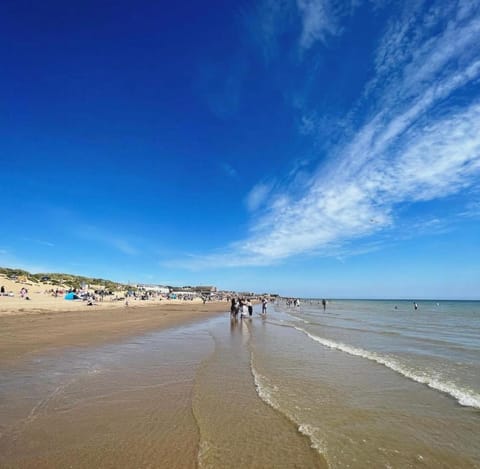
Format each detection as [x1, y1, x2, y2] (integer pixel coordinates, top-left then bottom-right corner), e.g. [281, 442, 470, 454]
[1, 0, 480, 299]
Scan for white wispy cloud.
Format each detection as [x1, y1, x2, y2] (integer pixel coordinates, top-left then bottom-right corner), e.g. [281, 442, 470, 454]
[75, 225, 139, 256]
[177, 0, 480, 269]
[250, 0, 350, 58]
[22, 238, 55, 247]
[246, 0, 294, 61]
[459, 199, 480, 218]
[296, 0, 340, 50]
[245, 182, 273, 211]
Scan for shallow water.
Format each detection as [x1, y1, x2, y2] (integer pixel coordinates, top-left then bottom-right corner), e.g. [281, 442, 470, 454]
[0, 300, 479, 468]
[0, 315, 324, 468]
[261, 299, 480, 468]
[0, 324, 213, 468]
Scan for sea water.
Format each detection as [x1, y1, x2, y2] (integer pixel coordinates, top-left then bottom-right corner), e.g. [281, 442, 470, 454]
[1, 301, 479, 468]
[251, 299, 480, 467]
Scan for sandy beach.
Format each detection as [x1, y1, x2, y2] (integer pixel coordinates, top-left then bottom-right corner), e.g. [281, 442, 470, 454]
[0, 300, 230, 367]
[1, 272, 477, 468]
[0, 299, 326, 468]
[0, 274, 210, 317]
[2, 297, 478, 467]
[0, 273, 233, 365]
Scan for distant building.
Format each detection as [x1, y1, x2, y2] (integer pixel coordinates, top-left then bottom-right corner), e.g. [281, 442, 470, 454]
[133, 284, 217, 296]
[194, 286, 217, 295]
[136, 284, 170, 294]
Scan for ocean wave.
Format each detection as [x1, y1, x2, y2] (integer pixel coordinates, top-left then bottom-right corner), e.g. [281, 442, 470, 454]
[250, 358, 280, 411]
[294, 327, 480, 409]
[250, 355, 328, 458]
[284, 312, 310, 324]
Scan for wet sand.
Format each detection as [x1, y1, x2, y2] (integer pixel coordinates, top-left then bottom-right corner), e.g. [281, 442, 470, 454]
[0, 302, 230, 366]
[2, 301, 478, 467]
[0, 309, 326, 468]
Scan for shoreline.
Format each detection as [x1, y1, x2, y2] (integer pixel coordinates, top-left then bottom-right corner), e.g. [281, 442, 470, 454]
[0, 302, 328, 468]
[0, 301, 229, 367]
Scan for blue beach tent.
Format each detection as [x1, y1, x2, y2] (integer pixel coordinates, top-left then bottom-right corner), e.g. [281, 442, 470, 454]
[64, 292, 77, 300]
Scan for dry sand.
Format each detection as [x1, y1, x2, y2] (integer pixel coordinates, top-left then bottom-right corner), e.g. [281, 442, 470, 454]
[0, 273, 202, 316]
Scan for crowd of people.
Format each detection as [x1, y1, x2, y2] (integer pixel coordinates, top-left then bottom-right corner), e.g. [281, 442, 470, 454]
[229, 297, 270, 319]
[285, 298, 301, 307]
[0, 285, 30, 300]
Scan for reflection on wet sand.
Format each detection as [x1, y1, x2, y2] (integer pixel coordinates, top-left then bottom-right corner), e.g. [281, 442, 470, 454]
[0, 313, 325, 468]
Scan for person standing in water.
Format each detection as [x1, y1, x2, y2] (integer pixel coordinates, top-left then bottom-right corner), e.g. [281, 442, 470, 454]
[262, 298, 268, 315]
[322, 298, 326, 311]
[414, 301, 418, 310]
[230, 298, 237, 318]
[247, 299, 253, 317]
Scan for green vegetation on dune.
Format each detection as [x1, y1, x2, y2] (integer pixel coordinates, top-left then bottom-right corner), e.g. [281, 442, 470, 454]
[0, 267, 130, 291]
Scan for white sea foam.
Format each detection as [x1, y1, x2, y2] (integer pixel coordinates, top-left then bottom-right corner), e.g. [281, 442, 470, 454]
[250, 358, 280, 411]
[196, 440, 211, 469]
[297, 423, 327, 454]
[250, 354, 328, 459]
[284, 312, 310, 324]
[294, 326, 480, 409]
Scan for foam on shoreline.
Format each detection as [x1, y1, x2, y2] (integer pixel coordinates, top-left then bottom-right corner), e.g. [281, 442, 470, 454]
[294, 326, 480, 409]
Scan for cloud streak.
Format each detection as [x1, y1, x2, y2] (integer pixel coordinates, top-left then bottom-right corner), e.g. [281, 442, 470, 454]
[177, 0, 480, 268]
[296, 0, 340, 50]
[245, 182, 273, 212]
[75, 224, 139, 256]
[248, 0, 347, 60]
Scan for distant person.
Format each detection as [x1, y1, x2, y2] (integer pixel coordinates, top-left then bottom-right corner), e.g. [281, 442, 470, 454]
[247, 299, 253, 317]
[262, 298, 267, 315]
[241, 300, 248, 318]
[0, 285, 5, 295]
[322, 299, 326, 311]
[414, 302, 418, 310]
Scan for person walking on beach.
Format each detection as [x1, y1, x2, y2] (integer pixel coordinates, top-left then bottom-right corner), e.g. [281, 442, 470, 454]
[241, 299, 248, 318]
[322, 298, 326, 311]
[262, 298, 268, 315]
[247, 299, 253, 317]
